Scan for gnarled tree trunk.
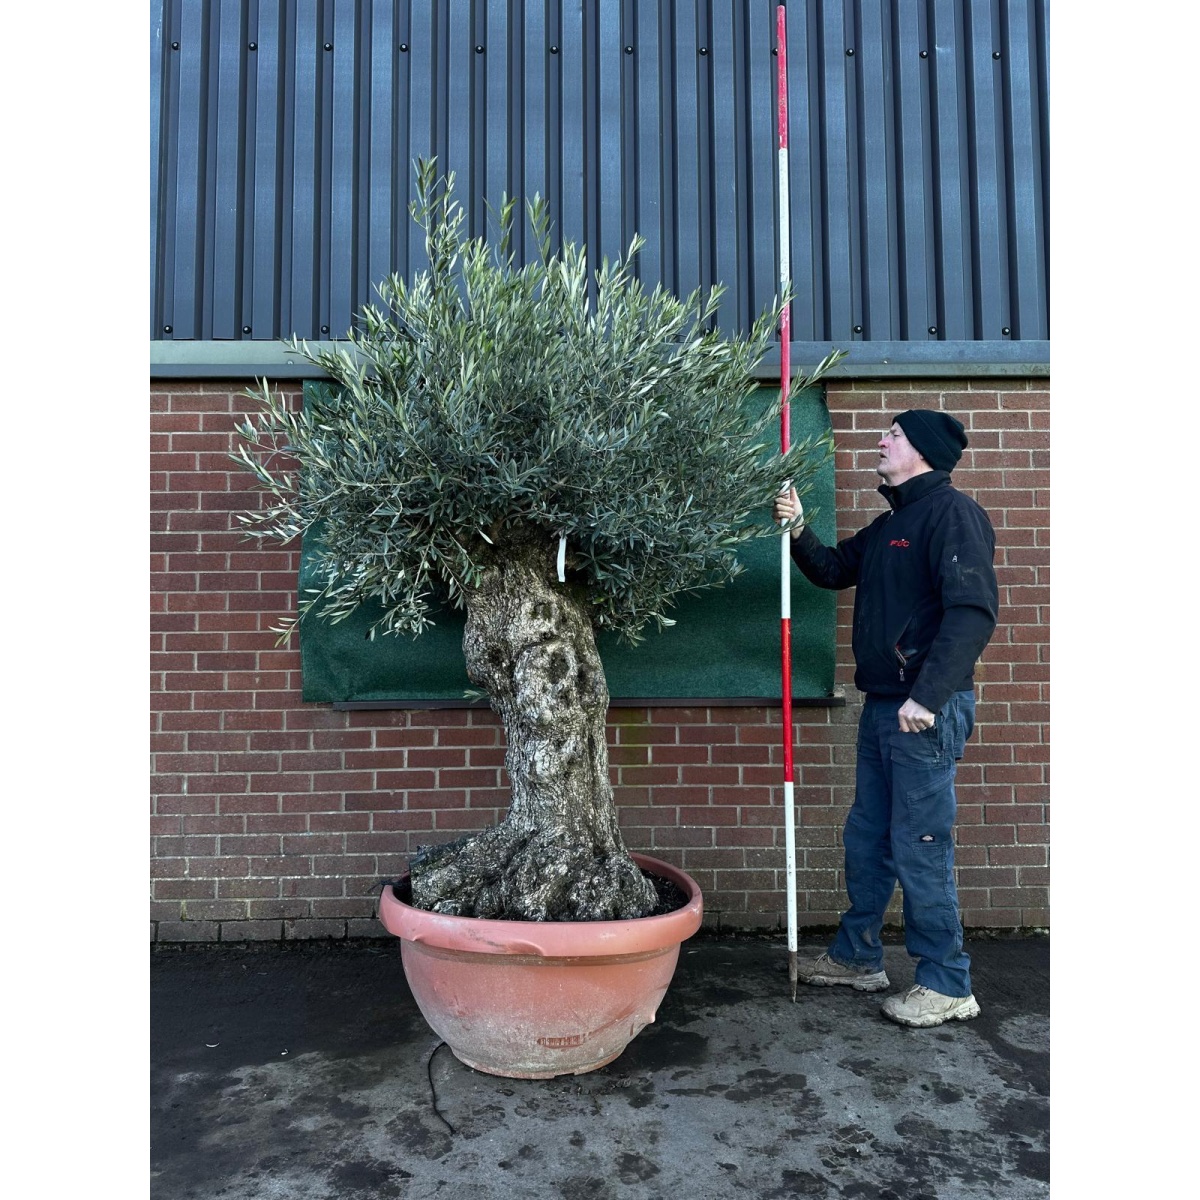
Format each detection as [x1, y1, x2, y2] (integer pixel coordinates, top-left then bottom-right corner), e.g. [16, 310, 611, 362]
[409, 533, 658, 921]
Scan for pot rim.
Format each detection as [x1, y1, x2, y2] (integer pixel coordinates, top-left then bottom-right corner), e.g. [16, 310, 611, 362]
[378, 851, 703, 957]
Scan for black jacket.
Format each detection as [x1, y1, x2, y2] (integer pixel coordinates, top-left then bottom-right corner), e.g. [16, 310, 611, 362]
[791, 471, 998, 711]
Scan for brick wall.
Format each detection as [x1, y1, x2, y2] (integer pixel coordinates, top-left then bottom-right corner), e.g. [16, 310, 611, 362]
[151, 378, 1049, 941]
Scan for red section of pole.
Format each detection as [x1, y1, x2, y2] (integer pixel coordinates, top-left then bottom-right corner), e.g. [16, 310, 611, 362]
[777, 2, 793, 787]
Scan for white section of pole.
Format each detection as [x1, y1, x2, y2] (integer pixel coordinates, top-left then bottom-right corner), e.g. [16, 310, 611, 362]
[783, 780, 797, 949]
[778, 150, 791, 292]
[782, 523, 792, 619]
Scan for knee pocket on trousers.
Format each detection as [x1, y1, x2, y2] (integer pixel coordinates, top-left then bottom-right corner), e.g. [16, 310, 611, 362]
[908, 899, 962, 932]
[900, 838, 959, 923]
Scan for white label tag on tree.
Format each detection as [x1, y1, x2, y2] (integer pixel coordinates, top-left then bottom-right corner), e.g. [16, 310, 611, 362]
[556, 534, 567, 583]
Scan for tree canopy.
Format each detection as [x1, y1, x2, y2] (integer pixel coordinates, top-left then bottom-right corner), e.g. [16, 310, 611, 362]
[234, 159, 841, 644]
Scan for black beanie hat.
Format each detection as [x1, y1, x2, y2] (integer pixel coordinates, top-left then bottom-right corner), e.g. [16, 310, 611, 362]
[894, 409, 968, 472]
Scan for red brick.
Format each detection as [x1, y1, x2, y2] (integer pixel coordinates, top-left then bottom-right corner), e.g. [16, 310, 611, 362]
[436, 726, 502, 746]
[220, 921, 284, 941]
[219, 795, 283, 815]
[713, 743, 771, 764]
[282, 877, 344, 898]
[184, 774, 250, 794]
[247, 732, 312, 752]
[406, 747, 467, 769]
[153, 879, 217, 900]
[651, 745, 710, 765]
[373, 770, 439, 791]
[312, 897, 377, 919]
[309, 812, 369, 833]
[154, 753, 216, 773]
[218, 878, 280, 900]
[680, 723, 737, 744]
[641, 785, 710, 806]
[958, 824, 1014, 845]
[218, 834, 284, 856]
[276, 751, 342, 772]
[248, 855, 312, 876]
[722, 826, 776, 847]
[156, 921, 219, 942]
[649, 707, 716, 724]
[185, 856, 251, 878]
[610, 745, 650, 766]
[297, 771, 373, 791]
[618, 766, 681, 786]
[465, 747, 505, 769]
[983, 808, 1039, 833]
[438, 768, 502, 789]
[653, 826, 715, 848]
[616, 724, 678, 746]
[408, 708, 471, 727]
[433, 810, 493, 831]
[992, 886, 1047, 908]
[678, 805, 738, 826]
[245, 772, 309, 794]
[374, 726, 437, 748]
[681, 765, 739, 786]
[286, 919, 349, 939]
[188, 733, 250, 752]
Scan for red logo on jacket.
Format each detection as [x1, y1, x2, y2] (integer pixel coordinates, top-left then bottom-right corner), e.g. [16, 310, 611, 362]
[889, 538, 910, 548]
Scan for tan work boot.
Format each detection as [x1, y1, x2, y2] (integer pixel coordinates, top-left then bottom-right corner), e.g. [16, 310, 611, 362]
[880, 984, 981, 1028]
[796, 952, 890, 992]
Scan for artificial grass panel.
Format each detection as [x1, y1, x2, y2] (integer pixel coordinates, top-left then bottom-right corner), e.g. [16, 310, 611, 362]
[297, 382, 837, 704]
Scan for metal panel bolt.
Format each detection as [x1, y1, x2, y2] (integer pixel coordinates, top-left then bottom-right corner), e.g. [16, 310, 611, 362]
[475, 45, 484, 53]
[242, 326, 252, 334]
[163, 326, 173, 334]
[772, 47, 778, 55]
[324, 42, 333, 51]
[928, 326, 938, 335]
[550, 45, 558, 53]
[321, 326, 330, 334]
[853, 325, 862, 334]
[993, 51, 1002, 59]
[171, 42, 179, 50]
[920, 50, 928, 58]
[400, 43, 408, 52]
[248, 42, 257, 51]
[1002, 327, 1011, 336]
[699, 47, 708, 55]
[625, 46, 633, 54]
[846, 48, 854, 56]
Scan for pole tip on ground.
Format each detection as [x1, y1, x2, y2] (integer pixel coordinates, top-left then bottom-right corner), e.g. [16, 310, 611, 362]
[788, 950, 798, 1003]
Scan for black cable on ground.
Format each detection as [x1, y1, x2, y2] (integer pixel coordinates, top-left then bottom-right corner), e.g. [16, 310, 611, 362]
[427, 1040, 455, 1135]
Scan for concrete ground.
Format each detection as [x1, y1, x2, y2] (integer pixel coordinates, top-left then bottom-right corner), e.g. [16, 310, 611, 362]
[151, 934, 1048, 1200]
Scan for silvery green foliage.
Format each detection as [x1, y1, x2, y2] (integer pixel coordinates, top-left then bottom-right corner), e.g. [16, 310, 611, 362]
[235, 159, 841, 644]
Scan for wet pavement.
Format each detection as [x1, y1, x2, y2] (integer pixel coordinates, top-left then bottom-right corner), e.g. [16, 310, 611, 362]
[151, 934, 1049, 1199]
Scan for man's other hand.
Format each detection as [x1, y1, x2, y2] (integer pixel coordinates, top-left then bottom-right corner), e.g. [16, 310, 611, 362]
[897, 698, 936, 733]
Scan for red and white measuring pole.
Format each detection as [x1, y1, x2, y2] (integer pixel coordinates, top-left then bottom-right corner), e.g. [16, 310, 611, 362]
[775, 0, 800, 1000]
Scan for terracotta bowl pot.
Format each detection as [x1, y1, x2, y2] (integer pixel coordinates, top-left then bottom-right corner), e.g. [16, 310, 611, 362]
[377, 852, 704, 1079]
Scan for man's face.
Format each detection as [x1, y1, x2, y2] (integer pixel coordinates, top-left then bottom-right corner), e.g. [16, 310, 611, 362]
[877, 423, 927, 485]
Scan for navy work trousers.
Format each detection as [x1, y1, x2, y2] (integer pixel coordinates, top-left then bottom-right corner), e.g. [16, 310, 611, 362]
[827, 691, 976, 997]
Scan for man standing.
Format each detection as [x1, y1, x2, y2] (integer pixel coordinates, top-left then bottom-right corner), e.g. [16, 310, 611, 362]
[774, 409, 998, 1028]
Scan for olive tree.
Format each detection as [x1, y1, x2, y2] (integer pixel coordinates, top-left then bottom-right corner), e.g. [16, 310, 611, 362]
[235, 161, 841, 922]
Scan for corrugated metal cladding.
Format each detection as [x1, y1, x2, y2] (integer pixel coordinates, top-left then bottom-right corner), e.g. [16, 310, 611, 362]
[151, 0, 1048, 363]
